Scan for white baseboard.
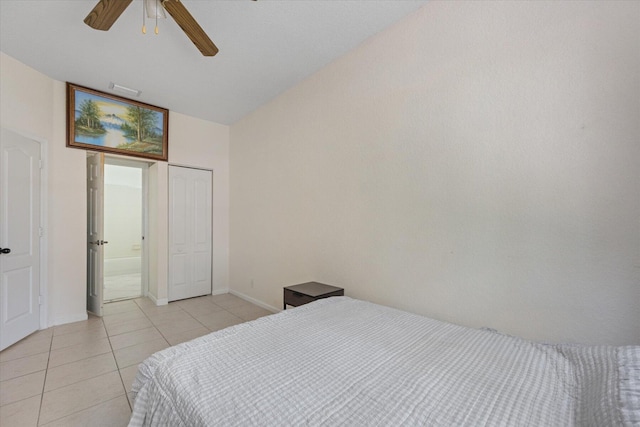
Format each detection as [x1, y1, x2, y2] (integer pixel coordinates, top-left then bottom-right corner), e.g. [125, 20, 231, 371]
[51, 312, 88, 327]
[229, 289, 280, 313]
[211, 288, 229, 296]
[147, 293, 168, 306]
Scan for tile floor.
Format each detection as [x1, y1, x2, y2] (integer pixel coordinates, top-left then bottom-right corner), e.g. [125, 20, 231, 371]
[0, 293, 273, 426]
[103, 273, 142, 302]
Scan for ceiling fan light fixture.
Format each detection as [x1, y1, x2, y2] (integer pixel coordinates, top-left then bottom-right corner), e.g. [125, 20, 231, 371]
[85, 0, 218, 56]
[144, 0, 166, 19]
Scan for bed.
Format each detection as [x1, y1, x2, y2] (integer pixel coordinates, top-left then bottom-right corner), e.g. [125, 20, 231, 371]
[129, 297, 640, 426]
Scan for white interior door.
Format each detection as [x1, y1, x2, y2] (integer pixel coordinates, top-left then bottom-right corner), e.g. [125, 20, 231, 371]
[86, 153, 104, 316]
[169, 166, 212, 301]
[0, 128, 41, 351]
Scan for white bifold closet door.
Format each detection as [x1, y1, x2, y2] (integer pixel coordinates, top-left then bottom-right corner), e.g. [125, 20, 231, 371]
[168, 166, 212, 301]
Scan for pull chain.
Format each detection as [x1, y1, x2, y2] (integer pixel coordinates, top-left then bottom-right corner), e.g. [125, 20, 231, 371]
[142, 0, 147, 34]
[143, 0, 163, 35]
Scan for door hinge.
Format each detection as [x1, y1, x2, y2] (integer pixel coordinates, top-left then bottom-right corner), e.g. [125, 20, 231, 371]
[38, 295, 43, 305]
[39, 227, 44, 237]
[39, 159, 43, 169]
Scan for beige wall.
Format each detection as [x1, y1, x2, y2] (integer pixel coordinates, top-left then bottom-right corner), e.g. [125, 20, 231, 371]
[1, 53, 87, 325]
[230, 1, 640, 345]
[0, 52, 230, 323]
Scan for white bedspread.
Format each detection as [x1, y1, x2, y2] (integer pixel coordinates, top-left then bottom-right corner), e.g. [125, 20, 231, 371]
[129, 297, 640, 426]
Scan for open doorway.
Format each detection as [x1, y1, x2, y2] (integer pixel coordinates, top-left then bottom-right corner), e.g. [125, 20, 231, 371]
[103, 158, 148, 302]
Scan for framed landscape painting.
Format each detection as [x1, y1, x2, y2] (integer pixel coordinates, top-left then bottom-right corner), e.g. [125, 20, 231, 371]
[67, 83, 168, 161]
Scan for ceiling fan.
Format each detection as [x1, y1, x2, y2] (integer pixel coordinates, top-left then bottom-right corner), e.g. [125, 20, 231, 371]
[84, 0, 253, 56]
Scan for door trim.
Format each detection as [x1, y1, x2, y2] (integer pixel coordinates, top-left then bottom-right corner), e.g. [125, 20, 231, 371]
[1, 127, 48, 330]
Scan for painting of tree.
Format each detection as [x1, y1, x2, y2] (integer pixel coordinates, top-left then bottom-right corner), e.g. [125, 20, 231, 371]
[76, 99, 105, 135]
[122, 105, 159, 142]
[67, 83, 168, 161]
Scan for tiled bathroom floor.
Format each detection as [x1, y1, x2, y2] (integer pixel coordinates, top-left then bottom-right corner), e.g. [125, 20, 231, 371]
[0, 293, 273, 426]
[103, 274, 143, 302]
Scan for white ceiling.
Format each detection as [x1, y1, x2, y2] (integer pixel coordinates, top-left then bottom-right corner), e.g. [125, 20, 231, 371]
[0, 0, 427, 125]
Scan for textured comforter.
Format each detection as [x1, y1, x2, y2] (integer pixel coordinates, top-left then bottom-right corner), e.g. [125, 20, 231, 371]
[129, 297, 640, 426]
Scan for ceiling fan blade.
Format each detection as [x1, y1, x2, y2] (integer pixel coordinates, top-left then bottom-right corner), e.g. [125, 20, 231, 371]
[84, 0, 133, 31]
[162, 0, 219, 57]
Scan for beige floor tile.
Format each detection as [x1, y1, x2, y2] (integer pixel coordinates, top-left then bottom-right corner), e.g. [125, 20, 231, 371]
[53, 317, 104, 337]
[209, 293, 239, 303]
[196, 310, 245, 331]
[39, 371, 125, 425]
[103, 300, 140, 316]
[0, 352, 49, 381]
[48, 338, 111, 368]
[207, 318, 245, 332]
[40, 395, 131, 427]
[162, 326, 211, 346]
[0, 394, 41, 427]
[109, 326, 164, 351]
[28, 328, 54, 339]
[210, 294, 252, 309]
[145, 308, 191, 324]
[44, 352, 117, 392]
[154, 317, 204, 337]
[174, 295, 206, 305]
[175, 296, 217, 310]
[138, 303, 183, 317]
[113, 338, 169, 369]
[177, 301, 225, 317]
[0, 334, 52, 362]
[182, 305, 227, 318]
[105, 318, 153, 337]
[102, 310, 148, 327]
[118, 364, 139, 393]
[16, 328, 54, 345]
[0, 369, 45, 406]
[133, 297, 157, 308]
[127, 392, 135, 409]
[0, 296, 272, 427]
[50, 327, 107, 351]
[227, 305, 274, 322]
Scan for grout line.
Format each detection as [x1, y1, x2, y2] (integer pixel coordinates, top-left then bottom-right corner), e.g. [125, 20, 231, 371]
[36, 331, 54, 426]
[102, 315, 134, 413]
[133, 297, 172, 344]
[46, 344, 112, 370]
[150, 300, 205, 344]
[40, 352, 117, 392]
[38, 343, 124, 425]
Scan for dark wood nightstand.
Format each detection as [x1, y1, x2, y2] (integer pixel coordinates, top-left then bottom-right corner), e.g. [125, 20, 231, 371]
[283, 282, 344, 310]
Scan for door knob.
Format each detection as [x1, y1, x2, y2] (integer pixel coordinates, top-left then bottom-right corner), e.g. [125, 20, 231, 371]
[0, 248, 10, 254]
[101, 240, 109, 245]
